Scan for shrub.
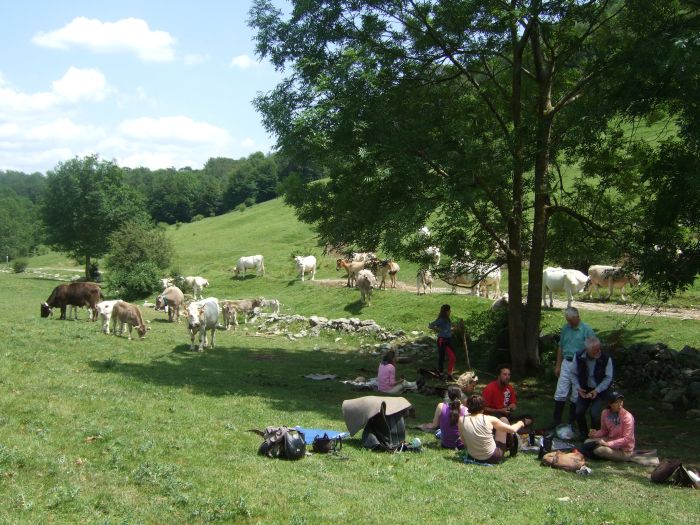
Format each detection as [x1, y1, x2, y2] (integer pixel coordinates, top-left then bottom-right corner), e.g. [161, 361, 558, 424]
[192, 214, 205, 222]
[12, 259, 28, 273]
[235, 204, 246, 212]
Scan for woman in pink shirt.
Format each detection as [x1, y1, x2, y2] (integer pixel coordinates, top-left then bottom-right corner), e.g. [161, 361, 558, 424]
[377, 350, 416, 394]
[584, 391, 636, 461]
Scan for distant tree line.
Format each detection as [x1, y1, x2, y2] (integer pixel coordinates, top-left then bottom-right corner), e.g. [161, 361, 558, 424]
[0, 151, 323, 261]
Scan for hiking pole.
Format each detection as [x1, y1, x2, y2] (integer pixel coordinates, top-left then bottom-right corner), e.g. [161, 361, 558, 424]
[459, 319, 471, 371]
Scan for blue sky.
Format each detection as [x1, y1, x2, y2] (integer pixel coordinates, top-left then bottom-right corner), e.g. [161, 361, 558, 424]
[0, 0, 287, 174]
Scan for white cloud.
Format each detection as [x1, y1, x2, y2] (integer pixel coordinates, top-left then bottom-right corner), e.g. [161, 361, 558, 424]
[51, 67, 109, 102]
[0, 67, 109, 115]
[230, 54, 258, 69]
[118, 116, 230, 144]
[24, 118, 103, 141]
[33, 17, 176, 62]
[184, 53, 208, 66]
[0, 123, 18, 137]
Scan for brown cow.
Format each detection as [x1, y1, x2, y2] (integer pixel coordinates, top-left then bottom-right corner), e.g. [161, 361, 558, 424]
[41, 282, 102, 320]
[110, 301, 149, 340]
[220, 298, 262, 329]
[156, 286, 185, 323]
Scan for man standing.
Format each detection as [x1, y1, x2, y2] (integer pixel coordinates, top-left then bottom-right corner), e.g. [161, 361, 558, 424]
[483, 365, 517, 419]
[553, 307, 596, 431]
[573, 336, 614, 437]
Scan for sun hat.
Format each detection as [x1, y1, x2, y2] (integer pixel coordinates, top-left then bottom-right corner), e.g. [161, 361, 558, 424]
[456, 371, 479, 389]
[608, 391, 625, 403]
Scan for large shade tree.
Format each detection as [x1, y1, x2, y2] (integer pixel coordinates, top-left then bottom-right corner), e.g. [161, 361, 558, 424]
[41, 155, 149, 277]
[250, 0, 699, 373]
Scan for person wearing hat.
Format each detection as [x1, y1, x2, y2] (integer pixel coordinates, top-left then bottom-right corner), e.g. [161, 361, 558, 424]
[552, 307, 597, 430]
[583, 391, 635, 461]
[452, 370, 479, 402]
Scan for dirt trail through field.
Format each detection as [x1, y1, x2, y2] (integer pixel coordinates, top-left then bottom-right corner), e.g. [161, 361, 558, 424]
[313, 278, 700, 321]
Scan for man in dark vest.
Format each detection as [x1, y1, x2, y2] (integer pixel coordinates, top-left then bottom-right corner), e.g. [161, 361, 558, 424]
[572, 336, 613, 437]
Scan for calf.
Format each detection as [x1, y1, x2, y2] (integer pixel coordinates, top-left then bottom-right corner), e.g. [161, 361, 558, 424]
[41, 282, 102, 320]
[96, 299, 121, 334]
[376, 260, 400, 289]
[294, 255, 317, 281]
[356, 269, 377, 305]
[187, 298, 220, 351]
[542, 267, 589, 308]
[184, 276, 209, 300]
[220, 298, 263, 329]
[156, 286, 185, 322]
[110, 301, 149, 340]
[336, 258, 365, 287]
[258, 298, 281, 314]
[585, 265, 640, 301]
[416, 268, 433, 295]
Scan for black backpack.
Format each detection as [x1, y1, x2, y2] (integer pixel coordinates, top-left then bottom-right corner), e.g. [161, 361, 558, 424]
[362, 406, 407, 451]
[256, 427, 306, 460]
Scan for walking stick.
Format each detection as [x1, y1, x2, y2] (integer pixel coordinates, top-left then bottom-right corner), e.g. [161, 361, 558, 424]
[459, 319, 471, 371]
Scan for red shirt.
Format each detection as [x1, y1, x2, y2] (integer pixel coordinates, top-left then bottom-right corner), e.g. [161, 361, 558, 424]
[482, 381, 517, 410]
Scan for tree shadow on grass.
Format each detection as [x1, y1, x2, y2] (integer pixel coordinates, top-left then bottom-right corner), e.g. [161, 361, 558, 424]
[87, 343, 386, 421]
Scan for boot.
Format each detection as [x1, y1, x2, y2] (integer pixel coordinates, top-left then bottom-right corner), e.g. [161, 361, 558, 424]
[552, 400, 565, 428]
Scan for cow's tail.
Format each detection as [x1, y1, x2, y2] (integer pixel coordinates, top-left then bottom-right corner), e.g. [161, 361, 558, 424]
[260, 256, 265, 275]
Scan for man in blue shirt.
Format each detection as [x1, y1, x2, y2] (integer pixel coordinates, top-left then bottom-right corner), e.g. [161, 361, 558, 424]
[572, 336, 614, 436]
[552, 307, 596, 431]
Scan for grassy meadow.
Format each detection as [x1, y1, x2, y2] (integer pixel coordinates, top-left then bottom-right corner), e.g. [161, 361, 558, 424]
[1, 198, 699, 524]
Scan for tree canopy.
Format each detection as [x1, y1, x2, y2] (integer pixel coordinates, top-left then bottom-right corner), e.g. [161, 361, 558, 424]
[41, 155, 149, 277]
[250, 0, 699, 372]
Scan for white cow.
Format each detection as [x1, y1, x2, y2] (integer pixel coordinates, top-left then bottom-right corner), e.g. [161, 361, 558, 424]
[186, 297, 220, 352]
[96, 299, 121, 334]
[425, 246, 441, 267]
[350, 251, 376, 262]
[356, 269, 377, 305]
[416, 268, 433, 295]
[294, 255, 317, 281]
[542, 267, 590, 308]
[234, 255, 265, 277]
[184, 276, 209, 300]
[585, 265, 640, 301]
[159, 277, 174, 290]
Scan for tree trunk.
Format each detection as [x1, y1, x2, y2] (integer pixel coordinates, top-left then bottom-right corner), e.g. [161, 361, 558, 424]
[85, 254, 91, 279]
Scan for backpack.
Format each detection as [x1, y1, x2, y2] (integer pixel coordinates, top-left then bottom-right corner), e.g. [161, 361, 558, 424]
[256, 426, 306, 460]
[541, 450, 586, 472]
[651, 459, 699, 488]
[362, 406, 407, 451]
[312, 433, 342, 454]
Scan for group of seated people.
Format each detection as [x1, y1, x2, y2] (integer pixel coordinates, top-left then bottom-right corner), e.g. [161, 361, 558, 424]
[409, 361, 636, 464]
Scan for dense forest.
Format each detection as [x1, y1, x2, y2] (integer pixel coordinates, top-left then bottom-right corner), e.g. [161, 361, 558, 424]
[0, 151, 321, 260]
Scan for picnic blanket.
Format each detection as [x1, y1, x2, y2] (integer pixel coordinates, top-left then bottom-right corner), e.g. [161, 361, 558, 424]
[293, 427, 349, 445]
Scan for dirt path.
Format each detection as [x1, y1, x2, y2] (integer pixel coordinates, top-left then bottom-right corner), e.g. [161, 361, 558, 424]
[313, 278, 700, 321]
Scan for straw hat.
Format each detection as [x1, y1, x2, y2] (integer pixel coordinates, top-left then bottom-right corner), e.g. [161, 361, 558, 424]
[456, 371, 479, 389]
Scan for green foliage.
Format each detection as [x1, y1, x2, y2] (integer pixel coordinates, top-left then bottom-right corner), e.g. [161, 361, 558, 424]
[11, 258, 28, 273]
[41, 155, 149, 276]
[0, 189, 42, 259]
[104, 221, 173, 300]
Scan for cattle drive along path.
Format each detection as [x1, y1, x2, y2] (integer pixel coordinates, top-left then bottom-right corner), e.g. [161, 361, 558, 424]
[313, 278, 700, 321]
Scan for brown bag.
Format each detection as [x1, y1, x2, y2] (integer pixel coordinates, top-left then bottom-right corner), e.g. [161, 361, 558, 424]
[541, 450, 586, 472]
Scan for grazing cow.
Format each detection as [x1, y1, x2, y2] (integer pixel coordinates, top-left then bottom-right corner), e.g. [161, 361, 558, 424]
[425, 246, 441, 267]
[96, 299, 121, 334]
[41, 282, 102, 320]
[67, 305, 93, 321]
[443, 261, 501, 297]
[258, 298, 281, 314]
[187, 298, 220, 351]
[110, 301, 149, 340]
[416, 268, 433, 295]
[234, 255, 265, 277]
[184, 276, 209, 300]
[159, 277, 174, 290]
[336, 258, 365, 287]
[356, 269, 377, 305]
[585, 265, 640, 301]
[220, 298, 263, 329]
[376, 260, 400, 289]
[294, 255, 317, 281]
[156, 286, 185, 322]
[542, 267, 590, 308]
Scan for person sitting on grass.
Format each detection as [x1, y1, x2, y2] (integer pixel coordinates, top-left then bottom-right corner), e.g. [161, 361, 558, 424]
[482, 364, 517, 420]
[377, 350, 417, 394]
[459, 395, 532, 464]
[418, 386, 467, 449]
[583, 391, 636, 462]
